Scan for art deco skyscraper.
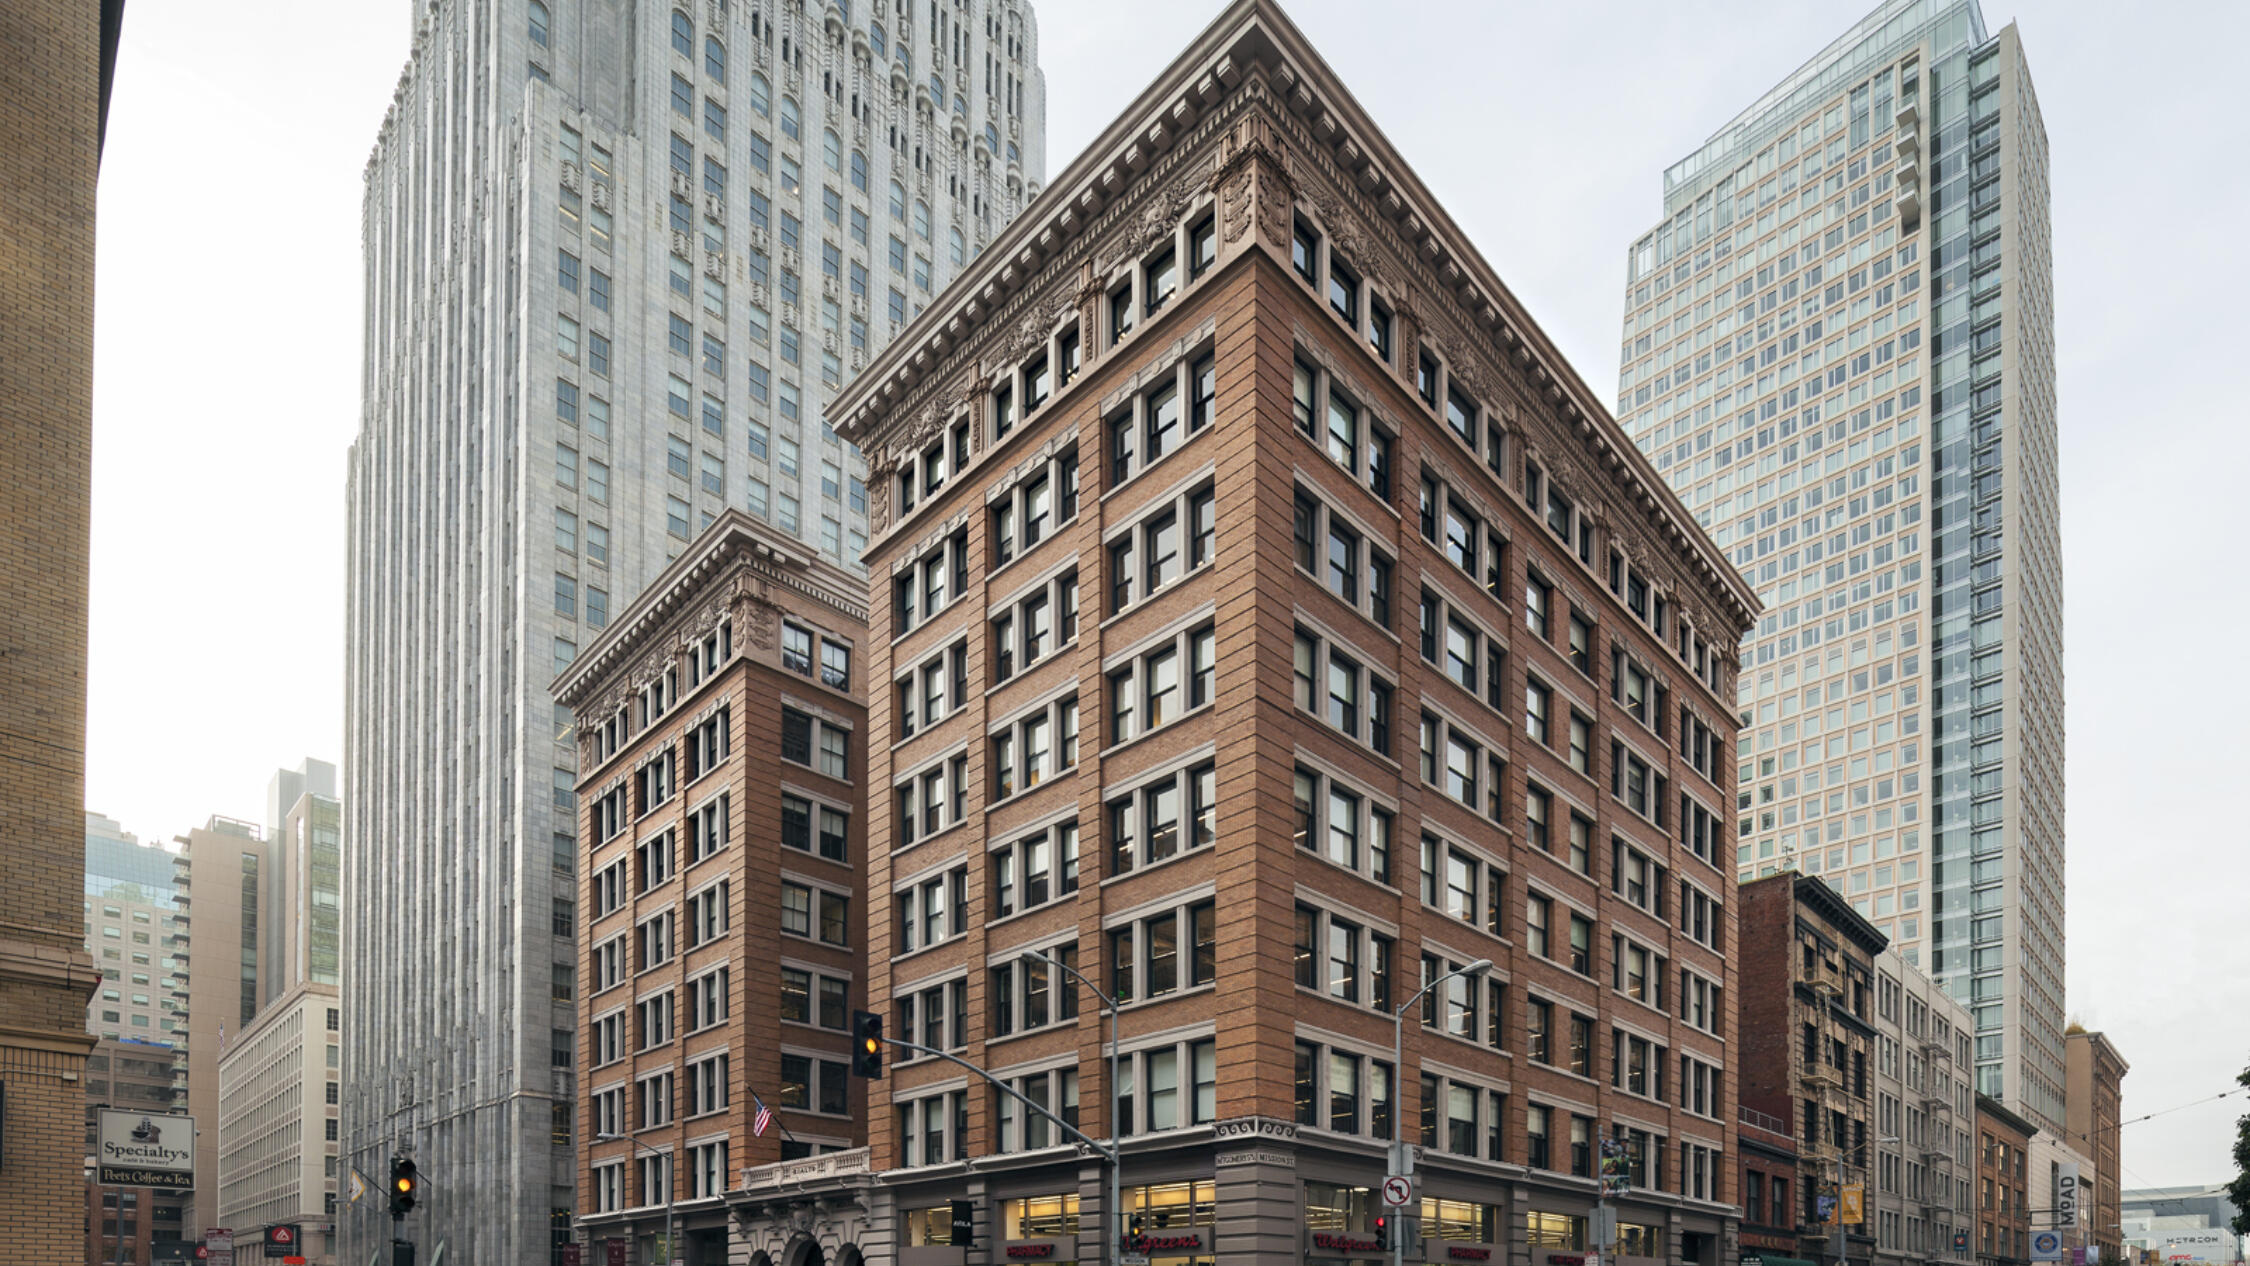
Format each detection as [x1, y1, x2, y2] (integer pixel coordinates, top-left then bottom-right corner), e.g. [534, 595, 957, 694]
[342, 3, 1045, 1261]
[1615, 0, 2062, 1128]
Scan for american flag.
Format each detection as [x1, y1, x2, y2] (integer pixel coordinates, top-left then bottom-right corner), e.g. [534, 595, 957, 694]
[752, 1096, 772, 1138]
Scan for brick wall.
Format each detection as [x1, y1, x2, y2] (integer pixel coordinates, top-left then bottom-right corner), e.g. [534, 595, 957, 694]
[0, 0, 107, 1259]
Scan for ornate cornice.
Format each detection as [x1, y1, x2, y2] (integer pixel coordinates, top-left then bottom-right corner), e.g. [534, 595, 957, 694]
[833, 0, 1756, 636]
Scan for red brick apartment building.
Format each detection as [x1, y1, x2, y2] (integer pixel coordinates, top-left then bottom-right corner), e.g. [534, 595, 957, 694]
[556, 510, 868, 1265]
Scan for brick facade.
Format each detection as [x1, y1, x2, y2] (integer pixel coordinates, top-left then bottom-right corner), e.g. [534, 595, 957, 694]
[555, 511, 870, 1266]
[0, 0, 121, 1259]
[809, 3, 1761, 1263]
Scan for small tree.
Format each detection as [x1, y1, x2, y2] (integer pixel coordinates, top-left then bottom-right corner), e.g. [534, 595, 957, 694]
[2228, 1059, 2250, 1236]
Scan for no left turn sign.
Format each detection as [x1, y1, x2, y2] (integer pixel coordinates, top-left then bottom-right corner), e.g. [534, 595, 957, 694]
[1382, 1175, 1414, 1207]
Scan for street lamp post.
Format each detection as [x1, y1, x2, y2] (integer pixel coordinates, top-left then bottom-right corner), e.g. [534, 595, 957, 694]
[1830, 1135, 1900, 1266]
[596, 1132, 675, 1266]
[1390, 957, 1493, 1266]
[1024, 950, 1124, 1266]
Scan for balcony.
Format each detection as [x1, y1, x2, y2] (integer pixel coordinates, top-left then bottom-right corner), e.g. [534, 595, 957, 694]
[1801, 1062, 1844, 1090]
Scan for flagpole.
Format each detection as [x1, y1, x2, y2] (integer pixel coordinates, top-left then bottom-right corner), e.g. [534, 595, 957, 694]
[737, 1076, 802, 1144]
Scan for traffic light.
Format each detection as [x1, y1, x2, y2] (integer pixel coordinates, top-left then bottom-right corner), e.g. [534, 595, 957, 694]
[389, 1155, 420, 1215]
[1374, 1214, 1391, 1250]
[851, 1010, 883, 1078]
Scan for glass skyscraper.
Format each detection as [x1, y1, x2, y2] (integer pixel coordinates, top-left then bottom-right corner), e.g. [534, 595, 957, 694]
[1615, 0, 2062, 1129]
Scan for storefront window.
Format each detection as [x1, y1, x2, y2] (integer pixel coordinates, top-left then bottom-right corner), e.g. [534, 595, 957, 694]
[1128, 1180, 1215, 1229]
[903, 1206, 954, 1246]
[1422, 1198, 1499, 1242]
[1004, 1194, 1080, 1240]
[1305, 1182, 1378, 1233]
[1526, 1211, 1587, 1250]
[1617, 1223, 1665, 1257]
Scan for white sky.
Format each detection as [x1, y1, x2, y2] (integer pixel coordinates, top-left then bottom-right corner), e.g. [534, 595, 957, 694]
[88, 0, 2250, 1192]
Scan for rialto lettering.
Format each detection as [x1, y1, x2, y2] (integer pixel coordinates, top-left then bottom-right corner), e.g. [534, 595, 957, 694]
[1447, 1249, 1495, 1261]
[1004, 1246, 1056, 1259]
[1313, 1232, 1381, 1252]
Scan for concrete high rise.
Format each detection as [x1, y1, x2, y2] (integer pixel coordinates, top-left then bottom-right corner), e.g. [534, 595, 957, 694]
[216, 763, 343, 1264]
[81, 814, 192, 1263]
[0, 1, 124, 1258]
[341, 2, 1047, 1261]
[174, 815, 270, 1235]
[1615, 0, 2063, 1128]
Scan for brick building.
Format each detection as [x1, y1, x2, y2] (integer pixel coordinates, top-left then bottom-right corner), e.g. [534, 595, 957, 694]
[1739, 874, 1884, 1266]
[1976, 1095, 2034, 1266]
[800, 2, 1759, 1263]
[0, 1, 127, 1260]
[2066, 1030, 2128, 1263]
[1737, 1101, 1803, 1266]
[555, 510, 869, 1266]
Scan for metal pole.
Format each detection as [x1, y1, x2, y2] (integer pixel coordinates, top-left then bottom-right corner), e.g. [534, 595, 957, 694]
[1389, 958, 1491, 1266]
[1025, 951, 1121, 1266]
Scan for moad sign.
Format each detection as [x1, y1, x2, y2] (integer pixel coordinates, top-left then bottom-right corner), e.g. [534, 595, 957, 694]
[98, 1108, 195, 1190]
[2057, 1163, 2081, 1227]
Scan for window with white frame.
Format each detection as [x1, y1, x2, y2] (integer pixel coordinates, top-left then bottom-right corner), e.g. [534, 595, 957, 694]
[591, 1010, 625, 1067]
[989, 938, 1080, 1038]
[1611, 934, 1668, 1011]
[1291, 765, 1394, 885]
[895, 637, 970, 739]
[684, 706, 730, 781]
[894, 1088, 968, 1166]
[685, 878, 729, 949]
[636, 909, 675, 972]
[1417, 833, 1507, 941]
[686, 791, 729, 864]
[992, 1065, 1082, 1153]
[1290, 357, 1393, 501]
[635, 1150, 671, 1207]
[1611, 837, 1668, 917]
[893, 863, 968, 955]
[774, 966, 842, 1032]
[1293, 488, 1394, 631]
[1290, 1037, 1398, 1141]
[893, 751, 971, 847]
[780, 793, 849, 863]
[1419, 587, 1506, 713]
[591, 933, 627, 993]
[991, 817, 1079, 919]
[992, 448, 1080, 567]
[686, 1052, 728, 1117]
[1289, 901, 1394, 1015]
[893, 974, 969, 1054]
[635, 750, 676, 817]
[591, 1085, 625, 1136]
[991, 568, 1078, 684]
[1418, 710, 1507, 824]
[635, 828, 675, 893]
[592, 858, 628, 919]
[1114, 1035, 1217, 1136]
[1107, 479, 1215, 616]
[1106, 349, 1215, 489]
[590, 1161, 624, 1213]
[1106, 759, 1215, 875]
[894, 416, 973, 518]
[687, 964, 729, 1031]
[1106, 623, 1214, 745]
[991, 691, 1079, 800]
[779, 706, 851, 781]
[892, 526, 969, 634]
[780, 880, 849, 946]
[1105, 897, 1215, 1004]
[687, 1140, 729, 1199]
[778, 1050, 851, 1115]
[636, 990, 673, 1051]
[1292, 625, 1395, 758]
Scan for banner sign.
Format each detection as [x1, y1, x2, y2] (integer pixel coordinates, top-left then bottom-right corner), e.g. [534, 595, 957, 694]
[99, 1109, 195, 1190]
